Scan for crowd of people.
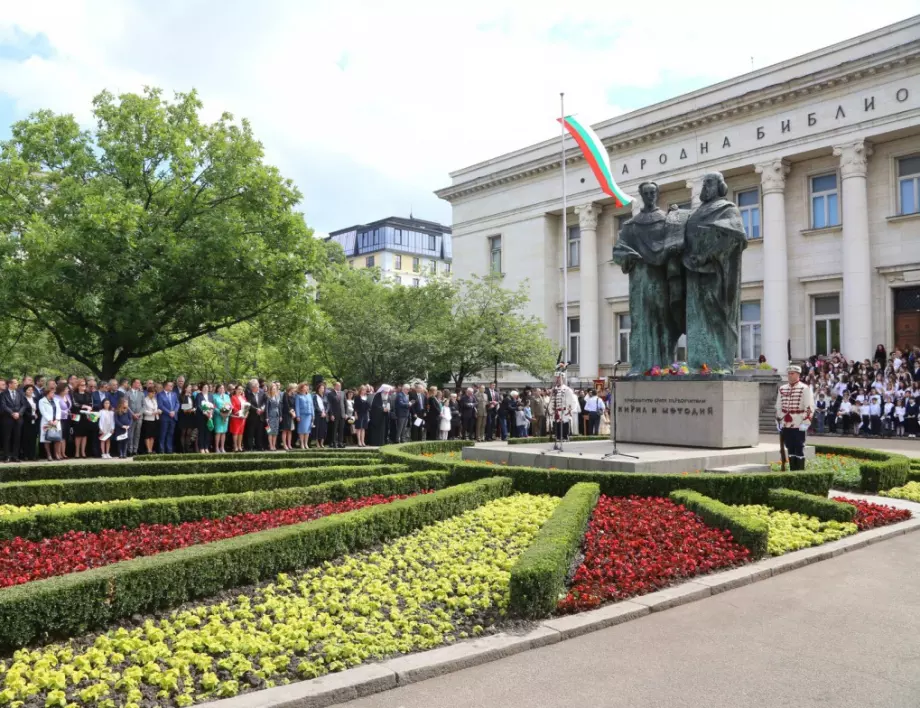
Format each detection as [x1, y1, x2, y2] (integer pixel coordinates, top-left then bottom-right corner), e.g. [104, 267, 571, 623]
[0, 373, 611, 463]
[799, 345, 920, 437]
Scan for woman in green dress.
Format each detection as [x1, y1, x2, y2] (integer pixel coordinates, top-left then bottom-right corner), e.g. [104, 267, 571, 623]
[211, 383, 231, 454]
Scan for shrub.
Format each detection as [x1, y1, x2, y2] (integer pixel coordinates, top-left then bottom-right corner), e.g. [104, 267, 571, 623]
[0, 464, 410, 507]
[508, 482, 599, 618]
[812, 445, 909, 493]
[0, 477, 513, 651]
[766, 488, 856, 523]
[0, 455, 377, 483]
[669, 489, 769, 558]
[140, 449, 380, 462]
[0, 470, 448, 541]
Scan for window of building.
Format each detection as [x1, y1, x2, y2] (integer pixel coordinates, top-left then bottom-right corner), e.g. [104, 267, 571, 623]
[444, 262, 451, 274]
[617, 314, 631, 362]
[567, 225, 581, 268]
[739, 301, 762, 361]
[810, 173, 840, 228]
[813, 294, 841, 356]
[737, 188, 761, 239]
[898, 155, 920, 215]
[394, 255, 402, 270]
[412, 256, 420, 272]
[489, 235, 502, 274]
[366, 255, 375, 268]
[413, 278, 420, 288]
[428, 234, 437, 250]
[568, 317, 580, 366]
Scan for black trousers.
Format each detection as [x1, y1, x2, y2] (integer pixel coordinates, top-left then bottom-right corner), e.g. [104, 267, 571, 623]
[411, 417, 426, 441]
[486, 410, 496, 440]
[21, 417, 40, 460]
[587, 412, 600, 435]
[553, 421, 571, 441]
[462, 415, 475, 439]
[245, 415, 264, 451]
[783, 428, 806, 470]
[332, 415, 345, 446]
[2, 417, 23, 461]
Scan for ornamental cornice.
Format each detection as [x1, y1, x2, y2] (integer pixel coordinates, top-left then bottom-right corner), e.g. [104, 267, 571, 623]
[435, 45, 920, 203]
[833, 140, 873, 178]
[755, 159, 791, 194]
[576, 202, 599, 231]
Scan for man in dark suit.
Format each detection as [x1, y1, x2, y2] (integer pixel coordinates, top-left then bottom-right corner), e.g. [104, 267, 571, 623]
[0, 378, 29, 461]
[244, 378, 267, 451]
[459, 387, 477, 440]
[329, 382, 347, 448]
[409, 383, 427, 441]
[485, 381, 500, 441]
[394, 384, 411, 443]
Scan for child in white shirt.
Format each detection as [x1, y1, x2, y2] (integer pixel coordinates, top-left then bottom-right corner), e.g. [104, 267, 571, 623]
[98, 399, 115, 458]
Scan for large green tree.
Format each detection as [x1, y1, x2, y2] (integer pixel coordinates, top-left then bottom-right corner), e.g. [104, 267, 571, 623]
[0, 87, 321, 379]
[433, 274, 556, 390]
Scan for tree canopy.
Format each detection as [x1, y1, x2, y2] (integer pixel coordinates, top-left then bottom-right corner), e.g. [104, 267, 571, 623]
[0, 87, 322, 379]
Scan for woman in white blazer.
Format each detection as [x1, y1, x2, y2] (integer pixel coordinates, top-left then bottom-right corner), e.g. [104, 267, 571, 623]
[38, 386, 61, 461]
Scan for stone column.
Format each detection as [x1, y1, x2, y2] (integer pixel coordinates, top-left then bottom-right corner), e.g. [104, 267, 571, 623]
[575, 202, 599, 381]
[756, 159, 791, 371]
[833, 140, 873, 361]
[685, 177, 703, 208]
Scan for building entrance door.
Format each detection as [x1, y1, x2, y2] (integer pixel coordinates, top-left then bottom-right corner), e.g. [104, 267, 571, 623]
[894, 287, 920, 350]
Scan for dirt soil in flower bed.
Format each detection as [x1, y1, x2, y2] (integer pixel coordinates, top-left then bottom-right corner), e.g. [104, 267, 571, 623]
[0, 493, 429, 588]
[2, 495, 555, 708]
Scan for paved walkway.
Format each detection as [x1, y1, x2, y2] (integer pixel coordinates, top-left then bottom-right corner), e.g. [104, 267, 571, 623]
[342, 532, 920, 708]
[761, 432, 920, 458]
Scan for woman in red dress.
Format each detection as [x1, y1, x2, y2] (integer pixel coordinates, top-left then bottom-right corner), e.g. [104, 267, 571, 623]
[228, 385, 247, 451]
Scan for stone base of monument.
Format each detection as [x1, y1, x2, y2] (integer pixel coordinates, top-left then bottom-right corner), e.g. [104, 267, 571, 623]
[461, 440, 814, 475]
[613, 378, 760, 448]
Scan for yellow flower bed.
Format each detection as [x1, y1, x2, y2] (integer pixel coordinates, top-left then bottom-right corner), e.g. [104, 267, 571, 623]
[0, 500, 133, 517]
[737, 505, 857, 556]
[880, 481, 920, 503]
[0, 494, 558, 708]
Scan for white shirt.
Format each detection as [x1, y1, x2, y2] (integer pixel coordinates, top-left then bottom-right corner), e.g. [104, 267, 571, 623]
[868, 402, 882, 416]
[896, 406, 906, 421]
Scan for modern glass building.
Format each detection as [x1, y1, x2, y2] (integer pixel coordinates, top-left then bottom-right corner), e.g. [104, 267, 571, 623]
[327, 216, 453, 286]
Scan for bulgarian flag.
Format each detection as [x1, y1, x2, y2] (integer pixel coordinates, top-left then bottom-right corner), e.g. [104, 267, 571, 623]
[558, 115, 632, 209]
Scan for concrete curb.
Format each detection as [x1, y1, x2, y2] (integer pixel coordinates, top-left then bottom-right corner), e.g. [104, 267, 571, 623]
[195, 515, 920, 708]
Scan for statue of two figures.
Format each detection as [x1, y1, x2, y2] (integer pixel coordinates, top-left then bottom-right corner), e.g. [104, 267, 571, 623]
[612, 172, 747, 376]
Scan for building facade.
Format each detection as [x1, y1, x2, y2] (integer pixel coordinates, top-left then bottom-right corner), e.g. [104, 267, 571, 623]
[437, 17, 920, 387]
[327, 216, 453, 286]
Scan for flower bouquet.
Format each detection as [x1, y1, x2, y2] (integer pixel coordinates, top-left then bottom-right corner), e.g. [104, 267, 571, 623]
[200, 399, 216, 431]
[238, 400, 251, 419]
[85, 411, 100, 424]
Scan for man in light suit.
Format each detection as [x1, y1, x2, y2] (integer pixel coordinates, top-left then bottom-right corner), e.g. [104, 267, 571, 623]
[394, 384, 411, 443]
[331, 381, 347, 448]
[126, 379, 145, 457]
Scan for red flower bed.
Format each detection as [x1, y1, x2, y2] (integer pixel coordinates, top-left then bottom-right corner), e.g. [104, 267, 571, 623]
[558, 496, 749, 613]
[0, 492, 426, 588]
[832, 497, 911, 531]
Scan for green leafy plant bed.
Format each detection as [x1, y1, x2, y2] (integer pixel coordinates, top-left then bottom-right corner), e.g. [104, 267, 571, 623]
[509, 482, 600, 618]
[735, 504, 857, 556]
[0, 464, 410, 507]
[766, 488, 856, 523]
[382, 441, 833, 504]
[507, 435, 609, 445]
[141, 449, 381, 462]
[669, 490, 768, 558]
[811, 445, 909, 493]
[881, 481, 920, 503]
[772, 453, 862, 491]
[0, 477, 512, 651]
[0, 455, 378, 484]
[0, 471, 448, 541]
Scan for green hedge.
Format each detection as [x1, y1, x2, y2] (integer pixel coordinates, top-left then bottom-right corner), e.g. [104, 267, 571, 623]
[140, 449, 380, 462]
[0, 470, 449, 541]
[908, 460, 920, 483]
[0, 455, 377, 483]
[813, 444, 909, 493]
[380, 441, 473, 471]
[766, 487, 856, 523]
[0, 464, 409, 506]
[508, 482, 599, 619]
[669, 489, 769, 558]
[0, 477, 512, 651]
[507, 435, 609, 445]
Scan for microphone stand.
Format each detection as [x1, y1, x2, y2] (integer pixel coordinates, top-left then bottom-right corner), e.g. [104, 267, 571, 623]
[602, 362, 639, 460]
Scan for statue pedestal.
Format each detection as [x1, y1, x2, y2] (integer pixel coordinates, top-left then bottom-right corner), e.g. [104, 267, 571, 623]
[613, 378, 760, 449]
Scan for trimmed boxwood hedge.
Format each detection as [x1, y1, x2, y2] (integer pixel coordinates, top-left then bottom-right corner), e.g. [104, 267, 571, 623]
[0, 455, 377, 483]
[140, 449, 381, 462]
[507, 435, 609, 445]
[381, 441, 832, 504]
[508, 482, 600, 619]
[669, 489, 769, 558]
[0, 477, 512, 651]
[0, 470, 449, 541]
[0, 463, 410, 506]
[908, 460, 920, 483]
[766, 487, 856, 523]
[813, 444, 909, 493]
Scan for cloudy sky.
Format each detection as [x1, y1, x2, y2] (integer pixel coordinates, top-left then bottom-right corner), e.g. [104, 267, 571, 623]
[0, 1, 916, 236]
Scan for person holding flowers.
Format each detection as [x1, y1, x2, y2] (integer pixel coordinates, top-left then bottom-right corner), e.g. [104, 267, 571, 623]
[113, 398, 133, 458]
[39, 384, 61, 461]
[97, 398, 115, 459]
[229, 384, 248, 452]
[212, 383, 231, 453]
[196, 382, 215, 453]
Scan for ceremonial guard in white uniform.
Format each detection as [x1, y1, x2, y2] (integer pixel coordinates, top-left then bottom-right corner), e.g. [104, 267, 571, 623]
[775, 364, 815, 470]
[547, 362, 581, 448]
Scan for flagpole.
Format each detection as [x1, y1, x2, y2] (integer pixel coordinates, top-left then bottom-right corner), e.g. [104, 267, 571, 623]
[560, 92, 569, 365]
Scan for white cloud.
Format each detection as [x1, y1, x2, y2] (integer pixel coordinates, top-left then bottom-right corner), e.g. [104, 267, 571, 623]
[0, 0, 917, 231]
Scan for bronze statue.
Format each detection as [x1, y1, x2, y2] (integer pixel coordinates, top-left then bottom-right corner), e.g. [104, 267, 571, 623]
[612, 182, 687, 375]
[682, 172, 747, 372]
